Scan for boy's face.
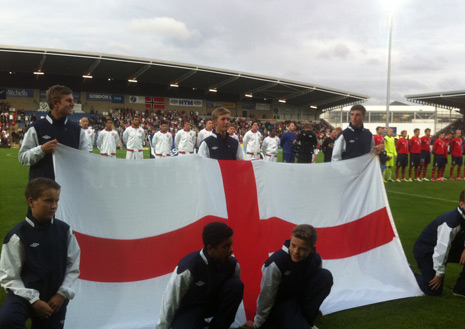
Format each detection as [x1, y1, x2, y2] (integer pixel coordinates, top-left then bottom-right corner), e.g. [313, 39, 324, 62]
[350, 110, 364, 128]
[214, 114, 230, 134]
[53, 94, 74, 118]
[207, 236, 233, 262]
[289, 236, 313, 263]
[28, 188, 60, 222]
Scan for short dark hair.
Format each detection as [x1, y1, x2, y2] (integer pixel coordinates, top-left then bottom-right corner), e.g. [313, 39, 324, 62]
[350, 104, 366, 116]
[46, 85, 73, 109]
[202, 222, 233, 248]
[292, 224, 317, 247]
[376, 126, 383, 131]
[460, 190, 465, 203]
[414, 128, 420, 133]
[425, 128, 431, 133]
[25, 178, 61, 200]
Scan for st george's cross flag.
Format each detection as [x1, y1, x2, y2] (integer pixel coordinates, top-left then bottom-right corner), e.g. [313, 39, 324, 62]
[53, 145, 423, 329]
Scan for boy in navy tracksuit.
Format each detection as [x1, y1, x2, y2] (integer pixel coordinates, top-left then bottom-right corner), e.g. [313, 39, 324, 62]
[413, 190, 465, 296]
[157, 222, 244, 329]
[0, 178, 80, 329]
[245, 224, 333, 329]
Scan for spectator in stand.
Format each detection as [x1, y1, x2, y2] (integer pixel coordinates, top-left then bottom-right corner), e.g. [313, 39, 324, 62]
[262, 129, 280, 162]
[280, 122, 297, 163]
[97, 119, 119, 158]
[420, 128, 432, 181]
[408, 128, 422, 182]
[431, 133, 447, 181]
[80, 117, 95, 153]
[18, 85, 87, 181]
[395, 130, 409, 182]
[384, 128, 397, 182]
[175, 121, 196, 156]
[243, 121, 262, 161]
[449, 130, 464, 180]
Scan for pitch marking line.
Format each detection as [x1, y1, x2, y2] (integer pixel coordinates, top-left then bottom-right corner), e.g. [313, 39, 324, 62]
[389, 190, 456, 203]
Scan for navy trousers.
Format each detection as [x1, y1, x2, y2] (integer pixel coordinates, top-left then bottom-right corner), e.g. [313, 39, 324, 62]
[282, 152, 295, 163]
[263, 268, 333, 329]
[414, 231, 465, 295]
[171, 276, 244, 329]
[0, 293, 68, 329]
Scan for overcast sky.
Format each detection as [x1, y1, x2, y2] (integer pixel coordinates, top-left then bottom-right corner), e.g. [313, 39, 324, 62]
[1, 0, 464, 104]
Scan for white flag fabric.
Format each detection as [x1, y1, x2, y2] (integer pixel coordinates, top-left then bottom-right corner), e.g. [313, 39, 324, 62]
[53, 145, 422, 329]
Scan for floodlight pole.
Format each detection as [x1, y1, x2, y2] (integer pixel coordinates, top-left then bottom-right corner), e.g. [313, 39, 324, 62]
[385, 3, 393, 128]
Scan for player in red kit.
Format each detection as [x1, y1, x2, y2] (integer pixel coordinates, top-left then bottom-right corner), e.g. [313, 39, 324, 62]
[420, 128, 432, 181]
[396, 130, 409, 182]
[374, 126, 384, 146]
[449, 130, 463, 180]
[441, 133, 453, 180]
[431, 133, 446, 181]
[408, 128, 422, 181]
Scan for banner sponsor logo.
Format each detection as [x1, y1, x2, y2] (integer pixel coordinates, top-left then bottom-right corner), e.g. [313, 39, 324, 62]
[6, 88, 34, 98]
[129, 96, 145, 104]
[111, 95, 124, 104]
[40, 91, 80, 100]
[169, 98, 203, 107]
[214, 102, 236, 109]
[87, 93, 124, 103]
[256, 103, 270, 111]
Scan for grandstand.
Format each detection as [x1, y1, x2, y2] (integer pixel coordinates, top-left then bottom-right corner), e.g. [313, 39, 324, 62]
[0, 45, 367, 117]
[320, 101, 463, 135]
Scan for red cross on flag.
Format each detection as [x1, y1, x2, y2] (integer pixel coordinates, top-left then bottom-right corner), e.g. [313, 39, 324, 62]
[53, 145, 422, 329]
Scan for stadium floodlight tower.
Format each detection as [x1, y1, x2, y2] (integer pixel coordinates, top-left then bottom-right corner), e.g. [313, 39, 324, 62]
[385, 0, 394, 128]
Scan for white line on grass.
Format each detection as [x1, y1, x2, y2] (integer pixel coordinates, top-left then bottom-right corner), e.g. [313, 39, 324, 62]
[388, 190, 456, 203]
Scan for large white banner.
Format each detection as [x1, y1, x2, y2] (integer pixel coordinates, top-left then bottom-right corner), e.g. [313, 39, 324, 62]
[53, 145, 422, 329]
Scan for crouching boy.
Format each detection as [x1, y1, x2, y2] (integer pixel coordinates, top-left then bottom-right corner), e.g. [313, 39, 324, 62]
[0, 178, 80, 329]
[245, 224, 333, 329]
[157, 222, 244, 329]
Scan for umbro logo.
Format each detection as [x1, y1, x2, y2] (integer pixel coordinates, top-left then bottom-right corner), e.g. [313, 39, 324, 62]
[212, 146, 218, 150]
[284, 271, 292, 276]
[42, 135, 51, 140]
[30, 243, 40, 248]
[349, 139, 356, 143]
[195, 281, 205, 286]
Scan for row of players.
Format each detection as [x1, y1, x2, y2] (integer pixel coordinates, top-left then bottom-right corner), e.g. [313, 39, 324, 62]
[80, 117, 312, 162]
[378, 127, 464, 182]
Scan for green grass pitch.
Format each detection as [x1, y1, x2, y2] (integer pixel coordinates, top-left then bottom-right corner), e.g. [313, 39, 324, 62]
[1, 148, 465, 328]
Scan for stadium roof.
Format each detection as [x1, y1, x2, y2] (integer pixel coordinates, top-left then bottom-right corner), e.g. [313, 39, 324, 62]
[406, 90, 465, 114]
[0, 45, 368, 112]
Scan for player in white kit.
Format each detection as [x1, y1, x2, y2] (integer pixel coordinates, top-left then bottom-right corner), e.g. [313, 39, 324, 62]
[152, 122, 173, 158]
[228, 126, 239, 142]
[262, 129, 280, 162]
[97, 119, 119, 158]
[242, 121, 262, 160]
[175, 122, 196, 155]
[197, 119, 214, 148]
[123, 117, 145, 160]
[80, 117, 95, 153]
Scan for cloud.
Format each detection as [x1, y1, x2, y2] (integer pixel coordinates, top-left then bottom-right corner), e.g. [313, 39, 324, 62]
[129, 17, 200, 41]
